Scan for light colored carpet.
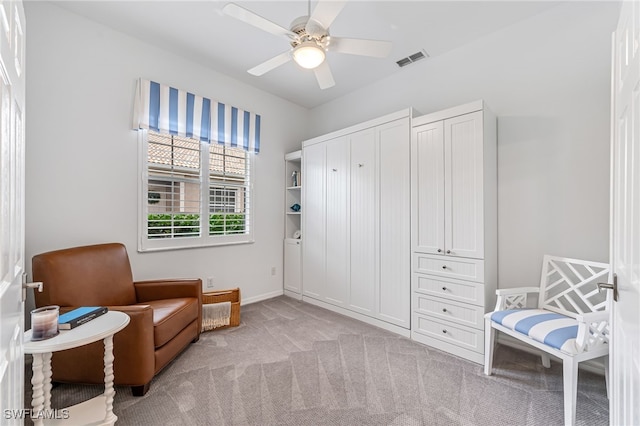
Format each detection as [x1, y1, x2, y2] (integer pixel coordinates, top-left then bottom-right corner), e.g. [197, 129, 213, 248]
[25, 296, 609, 425]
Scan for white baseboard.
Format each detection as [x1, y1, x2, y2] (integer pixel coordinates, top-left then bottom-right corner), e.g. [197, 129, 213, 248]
[497, 334, 606, 375]
[302, 296, 411, 338]
[241, 289, 285, 305]
[283, 289, 302, 300]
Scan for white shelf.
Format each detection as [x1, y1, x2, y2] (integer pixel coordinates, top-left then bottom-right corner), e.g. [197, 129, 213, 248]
[286, 212, 301, 215]
[43, 395, 113, 425]
[286, 186, 302, 190]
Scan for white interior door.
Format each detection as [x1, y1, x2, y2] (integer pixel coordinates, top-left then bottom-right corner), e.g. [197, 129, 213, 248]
[444, 111, 484, 259]
[412, 121, 445, 255]
[325, 136, 349, 307]
[349, 129, 376, 315]
[610, 1, 640, 425]
[378, 118, 410, 327]
[0, 1, 26, 423]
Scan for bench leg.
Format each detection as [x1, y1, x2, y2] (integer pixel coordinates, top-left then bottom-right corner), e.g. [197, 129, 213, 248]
[484, 318, 495, 375]
[563, 358, 578, 426]
[541, 353, 551, 368]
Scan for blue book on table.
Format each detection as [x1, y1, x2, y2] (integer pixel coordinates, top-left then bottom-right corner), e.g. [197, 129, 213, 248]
[58, 306, 108, 329]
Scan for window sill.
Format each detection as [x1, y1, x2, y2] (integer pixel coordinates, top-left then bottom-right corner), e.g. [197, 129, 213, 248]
[138, 236, 254, 252]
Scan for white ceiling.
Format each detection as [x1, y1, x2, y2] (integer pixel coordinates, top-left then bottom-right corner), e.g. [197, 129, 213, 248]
[52, 0, 559, 109]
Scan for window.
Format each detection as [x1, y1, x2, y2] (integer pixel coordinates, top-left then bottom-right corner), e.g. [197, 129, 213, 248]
[139, 130, 253, 251]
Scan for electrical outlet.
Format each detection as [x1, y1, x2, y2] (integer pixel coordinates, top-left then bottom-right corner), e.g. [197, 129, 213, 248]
[206, 277, 215, 288]
[271, 267, 276, 276]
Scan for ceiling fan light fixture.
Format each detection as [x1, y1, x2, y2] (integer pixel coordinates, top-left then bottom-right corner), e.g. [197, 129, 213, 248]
[293, 41, 325, 69]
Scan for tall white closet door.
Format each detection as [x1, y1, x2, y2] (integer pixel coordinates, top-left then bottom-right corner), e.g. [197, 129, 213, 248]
[378, 118, 411, 326]
[412, 121, 445, 254]
[325, 137, 349, 306]
[302, 142, 326, 299]
[444, 111, 484, 259]
[349, 129, 376, 315]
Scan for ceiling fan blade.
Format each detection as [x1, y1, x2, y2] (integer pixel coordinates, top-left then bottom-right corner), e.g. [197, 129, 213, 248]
[308, 0, 346, 31]
[223, 3, 297, 40]
[314, 61, 335, 90]
[248, 51, 292, 76]
[330, 37, 392, 58]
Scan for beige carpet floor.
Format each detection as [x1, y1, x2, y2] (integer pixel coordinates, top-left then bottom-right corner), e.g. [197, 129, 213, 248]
[25, 296, 609, 425]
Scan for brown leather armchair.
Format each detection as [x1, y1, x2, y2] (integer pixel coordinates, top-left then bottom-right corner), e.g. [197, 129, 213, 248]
[32, 243, 202, 396]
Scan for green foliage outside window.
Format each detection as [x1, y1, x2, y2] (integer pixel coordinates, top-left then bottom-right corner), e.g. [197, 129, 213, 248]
[148, 213, 246, 238]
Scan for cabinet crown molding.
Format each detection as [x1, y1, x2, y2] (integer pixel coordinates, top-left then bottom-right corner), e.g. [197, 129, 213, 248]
[412, 100, 488, 127]
[303, 108, 414, 147]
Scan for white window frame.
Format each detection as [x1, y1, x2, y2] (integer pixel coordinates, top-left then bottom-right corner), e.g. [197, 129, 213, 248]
[138, 129, 254, 252]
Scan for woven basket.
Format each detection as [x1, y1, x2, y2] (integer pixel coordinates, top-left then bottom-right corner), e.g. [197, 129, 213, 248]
[202, 288, 241, 329]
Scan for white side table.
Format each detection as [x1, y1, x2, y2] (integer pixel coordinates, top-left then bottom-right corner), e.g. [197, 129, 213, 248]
[24, 311, 130, 426]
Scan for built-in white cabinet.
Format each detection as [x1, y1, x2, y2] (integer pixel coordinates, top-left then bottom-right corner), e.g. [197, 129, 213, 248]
[284, 150, 302, 298]
[302, 110, 412, 334]
[410, 101, 497, 364]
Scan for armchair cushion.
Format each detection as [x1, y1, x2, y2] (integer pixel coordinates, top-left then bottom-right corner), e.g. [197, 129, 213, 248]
[490, 308, 580, 355]
[140, 298, 199, 348]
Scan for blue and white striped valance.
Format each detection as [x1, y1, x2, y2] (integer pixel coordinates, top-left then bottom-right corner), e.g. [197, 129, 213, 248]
[134, 78, 261, 153]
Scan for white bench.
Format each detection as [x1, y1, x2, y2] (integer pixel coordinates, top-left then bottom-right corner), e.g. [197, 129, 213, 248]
[484, 255, 610, 426]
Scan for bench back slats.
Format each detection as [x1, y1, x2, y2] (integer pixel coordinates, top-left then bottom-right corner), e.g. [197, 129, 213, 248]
[538, 255, 610, 319]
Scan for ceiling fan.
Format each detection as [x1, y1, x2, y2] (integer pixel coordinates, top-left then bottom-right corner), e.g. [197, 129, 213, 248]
[222, 0, 392, 90]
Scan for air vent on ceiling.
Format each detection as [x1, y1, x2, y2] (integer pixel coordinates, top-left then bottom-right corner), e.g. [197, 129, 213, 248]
[396, 50, 429, 68]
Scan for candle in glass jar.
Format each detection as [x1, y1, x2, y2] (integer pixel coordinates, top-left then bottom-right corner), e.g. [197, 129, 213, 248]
[31, 305, 60, 341]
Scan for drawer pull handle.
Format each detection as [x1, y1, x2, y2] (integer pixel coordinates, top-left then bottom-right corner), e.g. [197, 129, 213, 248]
[442, 287, 447, 291]
[332, 168, 338, 172]
[442, 265, 447, 269]
[437, 249, 442, 253]
[442, 308, 447, 313]
[446, 250, 451, 254]
[442, 329, 447, 334]
[358, 163, 364, 167]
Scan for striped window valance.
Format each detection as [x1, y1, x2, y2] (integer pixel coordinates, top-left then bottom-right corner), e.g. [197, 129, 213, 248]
[134, 78, 261, 153]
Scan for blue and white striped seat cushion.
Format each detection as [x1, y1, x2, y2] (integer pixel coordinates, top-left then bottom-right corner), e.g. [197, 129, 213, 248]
[491, 309, 580, 355]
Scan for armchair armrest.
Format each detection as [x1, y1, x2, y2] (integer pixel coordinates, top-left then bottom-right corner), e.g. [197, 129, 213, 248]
[50, 304, 156, 386]
[134, 278, 202, 303]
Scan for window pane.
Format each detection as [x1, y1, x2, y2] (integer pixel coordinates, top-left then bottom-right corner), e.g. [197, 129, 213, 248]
[142, 131, 252, 248]
[147, 133, 201, 238]
[208, 146, 249, 236]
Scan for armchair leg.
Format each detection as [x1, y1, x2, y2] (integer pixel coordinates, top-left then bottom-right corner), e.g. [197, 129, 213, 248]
[484, 318, 496, 375]
[132, 382, 151, 397]
[563, 359, 578, 426]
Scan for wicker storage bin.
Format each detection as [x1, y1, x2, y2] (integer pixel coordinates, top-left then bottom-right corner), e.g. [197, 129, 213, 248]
[202, 288, 241, 329]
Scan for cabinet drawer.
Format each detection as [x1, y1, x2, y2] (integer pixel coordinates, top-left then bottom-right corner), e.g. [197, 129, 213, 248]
[413, 274, 484, 306]
[413, 313, 484, 353]
[413, 253, 484, 282]
[413, 294, 484, 329]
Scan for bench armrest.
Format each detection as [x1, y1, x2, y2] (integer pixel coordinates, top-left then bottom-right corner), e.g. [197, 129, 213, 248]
[576, 310, 609, 324]
[576, 310, 610, 352]
[493, 287, 541, 311]
[495, 287, 540, 296]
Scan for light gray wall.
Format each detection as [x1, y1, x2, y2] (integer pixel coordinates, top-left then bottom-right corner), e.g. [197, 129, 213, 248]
[24, 1, 619, 304]
[308, 2, 619, 287]
[24, 2, 309, 304]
